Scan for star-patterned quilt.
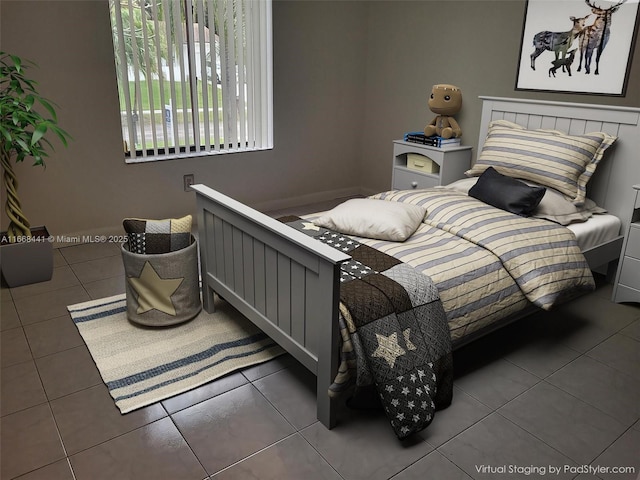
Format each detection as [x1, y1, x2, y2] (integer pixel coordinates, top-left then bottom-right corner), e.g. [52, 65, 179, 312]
[280, 216, 453, 439]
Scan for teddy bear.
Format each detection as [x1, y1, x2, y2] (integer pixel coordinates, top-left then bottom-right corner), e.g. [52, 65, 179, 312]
[424, 84, 462, 139]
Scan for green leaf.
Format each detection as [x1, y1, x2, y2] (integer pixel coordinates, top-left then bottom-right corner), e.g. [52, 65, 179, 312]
[26, 78, 37, 90]
[15, 137, 29, 152]
[38, 98, 57, 121]
[50, 125, 71, 146]
[9, 54, 22, 73]
[9, 78, 22, 94]
[31, 123, 48, 146]
[0, 125, 10, 142]
[40, 137, 54, 149]
[24, 95, 35, 111]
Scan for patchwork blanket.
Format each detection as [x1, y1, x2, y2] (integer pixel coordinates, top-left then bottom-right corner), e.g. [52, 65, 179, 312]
[280, 216, 454, 439]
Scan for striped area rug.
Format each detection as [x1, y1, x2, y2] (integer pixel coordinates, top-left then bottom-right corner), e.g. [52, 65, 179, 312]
[67, 294, 285, 413]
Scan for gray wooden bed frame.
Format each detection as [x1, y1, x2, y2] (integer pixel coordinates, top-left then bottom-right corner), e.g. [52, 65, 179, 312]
[193, 97, 640, 430]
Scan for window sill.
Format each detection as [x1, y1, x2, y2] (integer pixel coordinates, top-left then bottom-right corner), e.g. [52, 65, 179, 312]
[124, 145, 273, 164]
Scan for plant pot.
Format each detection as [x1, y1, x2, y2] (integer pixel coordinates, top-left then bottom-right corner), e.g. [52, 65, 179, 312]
[121, 236, 201, 326]
[0, 226, 54, 287]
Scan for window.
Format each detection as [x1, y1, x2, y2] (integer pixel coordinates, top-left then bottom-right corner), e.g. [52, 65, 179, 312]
[110, 0, 273, 162]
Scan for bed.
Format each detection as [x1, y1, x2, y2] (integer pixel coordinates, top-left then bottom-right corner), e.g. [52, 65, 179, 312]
[192, 97, 640, 435]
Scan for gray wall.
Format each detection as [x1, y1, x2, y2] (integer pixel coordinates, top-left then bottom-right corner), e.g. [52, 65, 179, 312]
[1, 0, 639, 239]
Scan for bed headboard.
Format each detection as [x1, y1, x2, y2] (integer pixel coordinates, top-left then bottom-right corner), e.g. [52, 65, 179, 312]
[478, 96, 640, 233]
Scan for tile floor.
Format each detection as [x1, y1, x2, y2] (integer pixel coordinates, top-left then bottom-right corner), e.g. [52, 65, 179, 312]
[1, 201, 639, 479]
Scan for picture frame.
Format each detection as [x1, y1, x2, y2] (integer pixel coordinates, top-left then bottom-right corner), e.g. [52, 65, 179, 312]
[516, 0, 640, 96]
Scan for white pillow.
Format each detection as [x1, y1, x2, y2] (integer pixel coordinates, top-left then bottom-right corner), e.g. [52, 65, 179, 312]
[445, 177, 477, 194]
[313, 198, 426, 241]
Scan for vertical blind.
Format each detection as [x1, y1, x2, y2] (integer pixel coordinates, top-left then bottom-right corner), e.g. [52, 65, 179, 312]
[110, 0, 273, 162]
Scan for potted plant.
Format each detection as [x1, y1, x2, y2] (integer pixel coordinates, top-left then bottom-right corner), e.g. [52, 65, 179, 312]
[0, 51, 71, 287]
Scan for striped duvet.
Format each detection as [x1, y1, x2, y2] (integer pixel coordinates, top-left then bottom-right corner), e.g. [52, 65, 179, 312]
[360, 188, 595, 342]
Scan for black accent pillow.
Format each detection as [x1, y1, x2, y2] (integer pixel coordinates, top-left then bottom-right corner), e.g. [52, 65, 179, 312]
[468, 167, 546, 216]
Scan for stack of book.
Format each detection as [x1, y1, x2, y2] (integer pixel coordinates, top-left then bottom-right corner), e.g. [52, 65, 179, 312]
[403, 132, 461, 147]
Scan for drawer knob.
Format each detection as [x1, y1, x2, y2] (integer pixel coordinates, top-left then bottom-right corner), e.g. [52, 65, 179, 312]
[411, 181, 418, 188]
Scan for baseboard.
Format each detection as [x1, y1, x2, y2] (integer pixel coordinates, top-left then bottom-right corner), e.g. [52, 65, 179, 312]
[251, 186, 372, 213]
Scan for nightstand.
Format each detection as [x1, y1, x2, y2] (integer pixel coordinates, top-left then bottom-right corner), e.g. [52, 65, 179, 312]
[392, 140, 472, 190]
[612, 185, 640, 303]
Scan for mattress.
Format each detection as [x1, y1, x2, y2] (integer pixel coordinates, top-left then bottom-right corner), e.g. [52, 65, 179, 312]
[567, 213, 621, 252]
[306, 204, 620, 256]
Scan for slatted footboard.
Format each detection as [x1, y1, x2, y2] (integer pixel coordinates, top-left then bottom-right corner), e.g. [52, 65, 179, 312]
[193, 184, 350, 428]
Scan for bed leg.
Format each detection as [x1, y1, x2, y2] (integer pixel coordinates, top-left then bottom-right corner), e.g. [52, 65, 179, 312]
[317, 383, 337, 429]
[202, 284, 216, 313]
[315, 263, 342, 430]
[605, 260, 619, 283]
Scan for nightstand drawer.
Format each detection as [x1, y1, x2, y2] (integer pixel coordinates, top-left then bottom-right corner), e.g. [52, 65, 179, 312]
[626, 225, 640, 259]
[393, 168, 439, 190]
[619, 256, 640, 290]
[392, 140, 471, 187]
[407, 154, 439, 174]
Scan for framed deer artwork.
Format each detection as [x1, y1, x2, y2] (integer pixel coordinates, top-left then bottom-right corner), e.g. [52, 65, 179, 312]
[516, 0, 639, 95]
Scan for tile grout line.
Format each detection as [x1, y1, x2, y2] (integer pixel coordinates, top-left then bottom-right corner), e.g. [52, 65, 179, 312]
[492, 371, 635, 467]
[165, 413, 211, 478]
[206, 433, 297, 478]
[499, 341, 639, 466]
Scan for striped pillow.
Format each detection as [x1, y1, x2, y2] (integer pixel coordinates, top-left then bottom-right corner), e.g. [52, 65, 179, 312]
[466, 120, 617, 205]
